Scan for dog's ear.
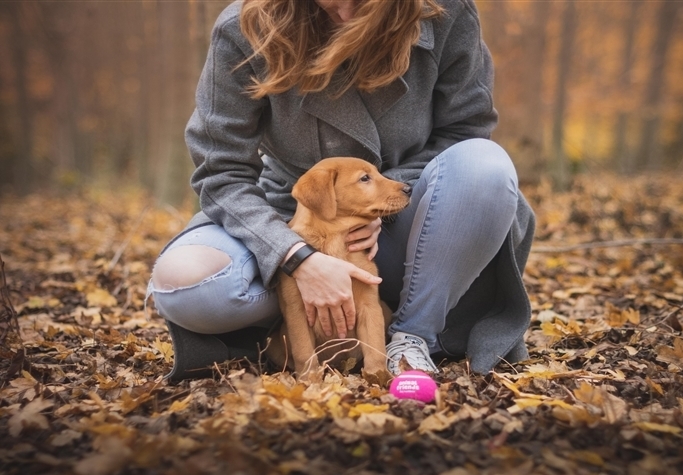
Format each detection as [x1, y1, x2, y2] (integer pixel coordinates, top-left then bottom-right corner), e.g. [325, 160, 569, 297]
[292, 168, 337, 220]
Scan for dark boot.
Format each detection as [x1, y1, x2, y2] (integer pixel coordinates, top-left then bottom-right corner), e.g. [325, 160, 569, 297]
[164, 320, 269, 383]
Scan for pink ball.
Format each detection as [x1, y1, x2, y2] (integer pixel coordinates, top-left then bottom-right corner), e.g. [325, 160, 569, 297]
[389, 370, 438, 403]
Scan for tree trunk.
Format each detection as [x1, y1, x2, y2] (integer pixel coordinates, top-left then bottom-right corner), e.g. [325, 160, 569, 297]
[516, 0, 551, 184]
[551, 0, 577, 191]
[613, 0, 641, 174]
[155, 0, 194, 207]
[39, 3, 80, 184]
[634, 0, 680, 170]
[9, 3, 33, 195]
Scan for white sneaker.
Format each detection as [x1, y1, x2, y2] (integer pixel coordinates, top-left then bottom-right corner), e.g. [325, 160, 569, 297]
[386, 332, 438, 375]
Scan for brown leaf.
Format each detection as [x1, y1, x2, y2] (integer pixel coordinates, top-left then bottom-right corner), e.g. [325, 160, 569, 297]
[655, 338, 683, 368]
[73, 436, 133, 475]
[8, 397, 54, 437]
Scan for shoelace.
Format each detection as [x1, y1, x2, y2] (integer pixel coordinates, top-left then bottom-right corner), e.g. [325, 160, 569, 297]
[387, 339, 437, 371]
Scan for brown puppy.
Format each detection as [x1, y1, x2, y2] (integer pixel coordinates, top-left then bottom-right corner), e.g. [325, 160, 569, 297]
[267, 157, 411, 379]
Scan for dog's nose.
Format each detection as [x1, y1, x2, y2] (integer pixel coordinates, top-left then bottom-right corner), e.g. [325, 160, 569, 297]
[402, 185, 412, 196]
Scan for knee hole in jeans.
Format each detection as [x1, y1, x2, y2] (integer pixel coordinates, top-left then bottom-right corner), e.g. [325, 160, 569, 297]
[152, 245, 232, 290]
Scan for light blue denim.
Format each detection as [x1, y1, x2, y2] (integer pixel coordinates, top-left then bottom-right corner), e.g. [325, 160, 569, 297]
[376, 139, 518, 352]
[150, 139, 518, 347]
[149, 225, 280, 334]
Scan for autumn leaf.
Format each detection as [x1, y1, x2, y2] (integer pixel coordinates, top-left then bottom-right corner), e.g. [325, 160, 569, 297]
[73, 436, 133, 475]
[167, 394, 193, 413]
[347, 403, 389, 418]
[418, 411, 459, 434]
[573, 382, 627, 424]
[8, 397, 54, 437]
[570, 450, 605, 467]
[632, 422, 682, 435]
[85, 287, 117, 308]
[151, 336, 174, 363]
[605, 303, 640, 327]
[4, 173, 683, 474]
[655, 338, 683, 368]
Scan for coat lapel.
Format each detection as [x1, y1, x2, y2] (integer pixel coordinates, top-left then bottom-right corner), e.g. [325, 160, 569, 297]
[300, 19, 434, 161]
[301, 82, 383, 161]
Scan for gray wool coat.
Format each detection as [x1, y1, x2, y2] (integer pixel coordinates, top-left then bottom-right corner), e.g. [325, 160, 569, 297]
[180, 0, 536, 373]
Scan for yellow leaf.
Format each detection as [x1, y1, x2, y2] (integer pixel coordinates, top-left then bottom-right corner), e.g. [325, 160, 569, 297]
[510, 398, 544, 411]
[302, 401, 326, 419]
[574, 382, 604, 407]
[86, 287, 117, 308]
[167, 394, 192, 413]
[605, 303, 640, 328]
[326, 394, 344, 418]
[263, 380, 306, 402]
[347, 403, 389, 418]
[152, 337, 174, 363]
[632, 422, 682, 435]
[545, 256, 567, 269]
[645, 377, 665, 396]
[540, 321, 564, 339]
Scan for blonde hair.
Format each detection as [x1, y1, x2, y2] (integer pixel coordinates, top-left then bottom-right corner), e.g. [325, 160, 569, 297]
[240, 0, 444, 98]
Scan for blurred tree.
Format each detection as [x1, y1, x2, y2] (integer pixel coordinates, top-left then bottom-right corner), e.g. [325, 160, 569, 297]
[551, 0, 576, 191]
[155, 0, 197, 207]
[635, 0, 680, 170]
[140, 0, 162, 192]
[1, 0, 682, 196]
[8, 1, 32, 195]
[613, 0, 641, 174]
[41, 2, 80, 184]
[515, 0, 550, 183]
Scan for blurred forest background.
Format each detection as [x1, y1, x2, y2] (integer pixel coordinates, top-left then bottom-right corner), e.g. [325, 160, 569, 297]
[0, 0, 681, 206]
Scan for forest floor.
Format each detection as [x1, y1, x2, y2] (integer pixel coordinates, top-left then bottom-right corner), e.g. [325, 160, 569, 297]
[0, 173, 682, 475]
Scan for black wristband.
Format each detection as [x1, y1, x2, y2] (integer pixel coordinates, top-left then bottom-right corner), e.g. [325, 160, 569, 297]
[281, 244, 318, 276]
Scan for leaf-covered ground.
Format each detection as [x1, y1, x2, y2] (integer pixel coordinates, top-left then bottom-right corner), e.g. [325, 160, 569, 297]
[1, 175, 682, 475]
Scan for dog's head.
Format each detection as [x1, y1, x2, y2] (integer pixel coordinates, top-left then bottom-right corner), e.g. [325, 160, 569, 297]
[292, 157, 411, 222]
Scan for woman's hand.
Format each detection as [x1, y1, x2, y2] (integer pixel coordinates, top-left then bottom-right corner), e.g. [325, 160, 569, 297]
[291, 251, 382, 338]
[346, 217, 382, 259]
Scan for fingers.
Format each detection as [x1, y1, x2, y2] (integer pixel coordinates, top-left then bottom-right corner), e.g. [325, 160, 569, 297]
[341, 300, 356, 333]
[308, 305, 354, 338]
[304, 302, 316, 327]
[329, 306, 348, 338]
[317, 308, 333, 336]
[349, 266, 382, 285]
[346, 218, 382, 252]
[367, 242, 379, 260]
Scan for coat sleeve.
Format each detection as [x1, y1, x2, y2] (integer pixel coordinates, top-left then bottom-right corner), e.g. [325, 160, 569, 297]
[383, 0, 498, 185]
[186, 14, 303, 287]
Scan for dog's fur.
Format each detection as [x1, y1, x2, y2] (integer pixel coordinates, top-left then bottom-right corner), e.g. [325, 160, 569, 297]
[267, 157, 411, 378]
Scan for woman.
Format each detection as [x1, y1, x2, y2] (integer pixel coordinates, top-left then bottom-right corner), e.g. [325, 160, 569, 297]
[149, 0, 536, 382]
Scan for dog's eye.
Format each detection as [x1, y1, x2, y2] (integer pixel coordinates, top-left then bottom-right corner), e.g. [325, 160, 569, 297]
[359, 174, 371, 183]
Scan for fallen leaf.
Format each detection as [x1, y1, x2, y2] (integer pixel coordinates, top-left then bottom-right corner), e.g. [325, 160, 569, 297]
[8, 397, 54, 437]
[152, 337, 174, 363]
[632, 422, 682, 435]
[73, 436, 133, 475]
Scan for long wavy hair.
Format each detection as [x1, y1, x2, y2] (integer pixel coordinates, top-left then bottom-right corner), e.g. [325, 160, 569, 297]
[240, 0, 444, 98]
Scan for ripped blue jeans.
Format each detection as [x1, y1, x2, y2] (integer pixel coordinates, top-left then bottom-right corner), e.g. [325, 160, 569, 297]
[148, 225, 281, 334]
[148, 139, 519, 350]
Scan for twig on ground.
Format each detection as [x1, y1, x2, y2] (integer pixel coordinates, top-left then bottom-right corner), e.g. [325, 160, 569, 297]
[532, 237, 683, 253]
